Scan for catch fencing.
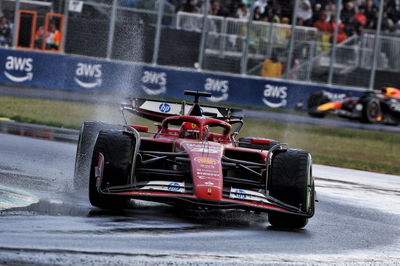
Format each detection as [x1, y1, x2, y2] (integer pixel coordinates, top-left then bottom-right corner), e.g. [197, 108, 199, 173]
[4, 0, 400, 92]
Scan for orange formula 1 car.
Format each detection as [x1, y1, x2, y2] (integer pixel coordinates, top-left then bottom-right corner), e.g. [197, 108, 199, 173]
[307, 87, 400, 125]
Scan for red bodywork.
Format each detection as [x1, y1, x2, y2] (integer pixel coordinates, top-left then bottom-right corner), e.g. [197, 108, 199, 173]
[97, 115, 299, 214]
[94, 95, 313, 218]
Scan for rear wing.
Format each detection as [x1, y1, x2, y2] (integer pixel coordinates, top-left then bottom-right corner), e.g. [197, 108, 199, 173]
[121, 98, 244, 122]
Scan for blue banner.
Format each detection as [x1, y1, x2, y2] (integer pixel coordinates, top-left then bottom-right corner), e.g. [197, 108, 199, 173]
[0, 48, 364, 110]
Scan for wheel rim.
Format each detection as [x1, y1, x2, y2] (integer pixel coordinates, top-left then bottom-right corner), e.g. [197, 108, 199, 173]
[368, 101, 380, 121]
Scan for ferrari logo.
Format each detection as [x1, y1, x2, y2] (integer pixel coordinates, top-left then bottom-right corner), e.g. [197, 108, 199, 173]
[207, 188, 212, 194]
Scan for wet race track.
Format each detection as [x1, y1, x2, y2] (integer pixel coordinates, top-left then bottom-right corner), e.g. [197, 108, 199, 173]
[0, 133, 400, 265]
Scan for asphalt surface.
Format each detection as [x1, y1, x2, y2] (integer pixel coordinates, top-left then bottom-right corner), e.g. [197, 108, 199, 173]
[1, 83, 400, 133]
[0, 133, 399, 265]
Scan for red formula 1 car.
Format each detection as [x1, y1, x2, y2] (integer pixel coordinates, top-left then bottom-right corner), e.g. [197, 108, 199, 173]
[307, 87, 400, 125]
[74, 91, 315, 229]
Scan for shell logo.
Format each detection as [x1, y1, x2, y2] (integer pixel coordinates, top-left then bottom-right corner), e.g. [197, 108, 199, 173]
[194, 157, 218, 164]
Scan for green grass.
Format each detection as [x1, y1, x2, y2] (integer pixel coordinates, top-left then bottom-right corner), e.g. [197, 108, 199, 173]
[1, 96, 399, 175]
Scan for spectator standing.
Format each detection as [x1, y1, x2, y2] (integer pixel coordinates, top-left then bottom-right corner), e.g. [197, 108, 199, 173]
[180, 0, 198, 13]
[341, 1, 356, 26]
[334, 23, 348, 43]
[261, 53, 283, 78]
[236, 3, 249, 19]
[254, 0, 268, 15]
[0, 16, 11, 47]
[313, 12, 332, 33]
[381, 11, 395, 32]
[253, 6, 263, 20]
[362, 0, 379, 28]
[274, 17, 291, 54]
[210, 1, 222, 16]
[354, 6, 367, 26]
[312, 3, 323, 24]
[296, 0, 313, 26]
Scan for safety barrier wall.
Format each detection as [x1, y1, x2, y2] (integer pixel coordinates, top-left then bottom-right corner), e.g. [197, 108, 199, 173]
[0, 48, 364, 109]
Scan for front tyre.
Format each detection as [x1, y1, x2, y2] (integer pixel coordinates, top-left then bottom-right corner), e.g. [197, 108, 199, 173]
[73, 121, 122, 191]
[89, 130, 135, 209]
[268, 149, 314, 229]
[307, 92, 329, 118]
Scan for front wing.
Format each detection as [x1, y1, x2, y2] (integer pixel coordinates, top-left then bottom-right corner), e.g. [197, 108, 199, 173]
[95, 179, 315, 218]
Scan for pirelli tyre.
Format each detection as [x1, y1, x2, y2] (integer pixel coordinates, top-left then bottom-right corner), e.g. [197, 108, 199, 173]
[361, 98, 382, 123]
[307, 92, 329, 118]
[238, 137, 280, 151]
[268, 149, 314, 229]
[73, 121, 122, 190]
[89, 130, 135, 209]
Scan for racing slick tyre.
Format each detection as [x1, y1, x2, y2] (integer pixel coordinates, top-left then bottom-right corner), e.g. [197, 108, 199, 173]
[361, 98, 382, 123]
[307, 92, 329, 118]
[268, 149, 314, 229]
[73, 121, 122, 191]
[238, 137, 280, 151]
[89, 130, 135, 209]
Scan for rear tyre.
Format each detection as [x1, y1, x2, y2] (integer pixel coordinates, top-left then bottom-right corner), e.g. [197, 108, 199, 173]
[89, 130, 135, 209]
[307, 92, 329, 118]
[361, 98, 381, 123]
[73, 121, 122, 191]
[268, 149, 314, 229]
[238, 137, 280, 150]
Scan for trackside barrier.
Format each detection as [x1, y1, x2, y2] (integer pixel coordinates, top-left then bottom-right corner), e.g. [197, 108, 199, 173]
[0, 48, 364, 110]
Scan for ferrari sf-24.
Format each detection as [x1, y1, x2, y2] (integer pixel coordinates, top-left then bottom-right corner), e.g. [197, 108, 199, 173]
[74, 91, 315, 229]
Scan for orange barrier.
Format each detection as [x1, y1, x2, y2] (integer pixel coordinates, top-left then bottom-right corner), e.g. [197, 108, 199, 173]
[16, 11, 64, 53]
[16, 10, 37, 49]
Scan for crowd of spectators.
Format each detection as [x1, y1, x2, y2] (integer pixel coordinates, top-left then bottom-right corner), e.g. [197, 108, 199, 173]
[168, 0, 400, 37]
[0, 9, 13, 47]
[0, 15, 12, 47]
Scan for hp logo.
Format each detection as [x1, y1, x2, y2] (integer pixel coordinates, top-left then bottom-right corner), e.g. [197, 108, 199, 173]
[168, 182, 180, 191]
[234, 189, 246, 199]
[159, 103, 171, 113]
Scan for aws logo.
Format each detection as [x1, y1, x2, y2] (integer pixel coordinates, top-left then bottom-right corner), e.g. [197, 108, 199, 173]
[141, 71, 167, 95]
[204, 78, 229, 102]
[262, 85, 288, 108]
[74, 63, 102, 89]
[4, 56, 33, 83]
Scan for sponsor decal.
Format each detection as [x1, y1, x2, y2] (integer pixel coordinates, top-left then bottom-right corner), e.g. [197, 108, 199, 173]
[197, 184, 220, 189]
[197, 175, 217, 180]
[323, 90, 347, 100]
[390, 103, 400, 112]
[196, 171, 219, 177]
[159, 103, 171, 113]
[204, 78, 229, 102]
[191, 147, 220, 154]
[167, 182, 181, 191]
[204, 181, 214, 186]
[233, 189, 246, 199]
[262, 85, 287, 108]
[140, 181, 185, 193]
[74, 63, 102, 89]
[194, 157, 218, 164]
[198, 164, 216, 169]
[4, 56, 33, 83]
[141, 71, 167, 95]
